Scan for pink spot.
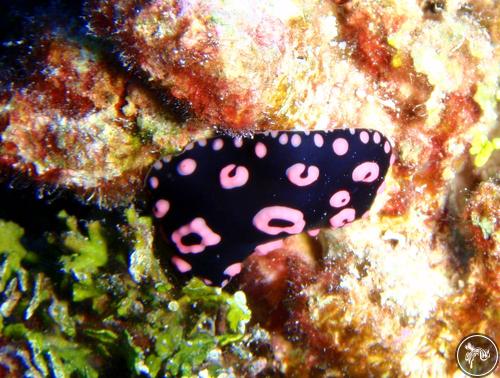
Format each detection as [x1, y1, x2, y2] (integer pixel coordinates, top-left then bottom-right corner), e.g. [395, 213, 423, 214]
[198, 139, 207, 147]
[373, 132, 381, 144]
[149, 176, 159, 189]
[153, 199, 170, 218]
[270, 131, 279, 138]
[162, 156, 172, 163]
[304, 130, 310, 136]
[286, 163, 320, 187]
[255, 142, 267, 158]
[171, 217, 221, 254]
[221, 279, 229, 287]
[212, 138, 224, 151]
[377, 181, 386, 195]
[253, 206, 306, 235]
[220, 164, 249, 189]
[349, 128, 355, 135]
[185, 142, 194, 151]
[171, 256, 192, 273]
[352, 162, 379, 183]
[234, 137, 243, 148]
[390, 154, 396, 165]
[332, 138, 349, 156]
[384, 141, 391, 154]
[314, 133, 324, 147]
[279, 133, 288, 145]
[177, 158, 197, 176]
[360, 131, 369, 144]
[362, 211, 370, 219]
[330, 208, 356, 228]
[223, 262, 242, 277]
[307, 229, 320, 237]
[329, 190, 350, 208]
[153, 160, 163, 170]
[203, 278, 213, 285]
[291, 134, 302, 147]
[254, 239, 284, 256]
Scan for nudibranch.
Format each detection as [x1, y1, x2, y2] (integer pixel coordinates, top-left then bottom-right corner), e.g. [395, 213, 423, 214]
[147, 129, 393, 286]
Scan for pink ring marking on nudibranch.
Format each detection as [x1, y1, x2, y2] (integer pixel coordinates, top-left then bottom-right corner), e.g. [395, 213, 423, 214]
[307, 229, 320, 237]
[255, 142, 267, 158]
[253, 206, 306, 235]
[330, 208, 356, 228]
[203, 278, 213, 286]
[304, 130, 310, 136]
[349, 128, 355, 135]
[270, 131, 279, 138]
[177, 158, 197, 176]
[373, 132, 381, 144]
[185, 142, 194, 150]
[153, 160, 163, 170]
[377, 181, 387, 195]
[171, 256, 192, 273]
[234, 137, 243, 148]
[352, 161, 379, 183]
[332, 138, 349, 156]
[362, 211, 370, 219]
[153, 199, 170, 218]
[329, 190, 350, 208]
[162, 156, 172, 163]
[384, 141, 391, 154]
[291, 134, 302, 147]
[220, 164, 249, 189]
[279, 133, 288, 145]
[171, 217, 221, 254]
[198, 139, 207, 147]
[314, 133, 324, 147]
[149, 176, 159, 189]
[254, 239, 284, 256]
[221, 279, 229, 287]
[360, 131, 369, 144]
[223, 262, 242, 277]
[286, 163, 320, 187]
[212, 138, 224, 151]
[390, 153, 396, 165]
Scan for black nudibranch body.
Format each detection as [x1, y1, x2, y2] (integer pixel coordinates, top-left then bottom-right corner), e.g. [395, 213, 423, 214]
[147, 129, 392, 286]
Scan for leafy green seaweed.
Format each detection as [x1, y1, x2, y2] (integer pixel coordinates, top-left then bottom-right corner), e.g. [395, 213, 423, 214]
[0, 209, 267, 377]
[0, 220, 29, 293]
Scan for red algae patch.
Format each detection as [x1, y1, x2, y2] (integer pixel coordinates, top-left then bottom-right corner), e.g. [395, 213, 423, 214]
[0, 37, 207, 205]
[88, 0, 402, 132]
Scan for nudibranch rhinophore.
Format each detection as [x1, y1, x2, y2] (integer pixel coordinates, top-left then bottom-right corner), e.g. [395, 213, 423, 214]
[147, 129, 393, 286]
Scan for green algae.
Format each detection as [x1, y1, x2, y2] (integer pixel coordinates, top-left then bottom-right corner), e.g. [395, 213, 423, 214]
[471, 213, 495, 240]
[0, 220, 29, 293]
[0, 208, 257, 377]
[469, 133, 500, 168]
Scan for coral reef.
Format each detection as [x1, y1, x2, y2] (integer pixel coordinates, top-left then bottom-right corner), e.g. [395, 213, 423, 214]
[0, 0, 498, 376]
[0, 36, 208, 205]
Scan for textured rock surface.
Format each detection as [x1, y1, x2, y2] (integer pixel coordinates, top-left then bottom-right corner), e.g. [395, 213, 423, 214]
[0, 37, 208, 205]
